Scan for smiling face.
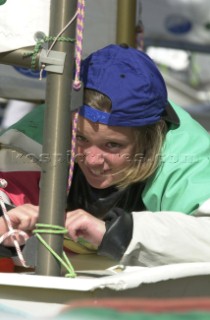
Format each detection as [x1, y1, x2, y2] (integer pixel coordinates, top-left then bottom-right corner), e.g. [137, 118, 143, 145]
[75, 115, 136, 189]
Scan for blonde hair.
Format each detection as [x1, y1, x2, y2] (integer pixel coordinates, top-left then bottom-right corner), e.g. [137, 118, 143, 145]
[84, 89, 167, 189]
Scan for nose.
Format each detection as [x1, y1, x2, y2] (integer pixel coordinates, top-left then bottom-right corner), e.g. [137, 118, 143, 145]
[84, 146, 105, 166]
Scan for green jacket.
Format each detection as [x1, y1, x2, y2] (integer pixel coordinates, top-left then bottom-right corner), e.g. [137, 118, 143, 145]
[143, 101, 210, 214]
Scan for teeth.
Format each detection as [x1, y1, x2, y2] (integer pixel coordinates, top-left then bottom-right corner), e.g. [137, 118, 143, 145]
[90, 169, 102, 176]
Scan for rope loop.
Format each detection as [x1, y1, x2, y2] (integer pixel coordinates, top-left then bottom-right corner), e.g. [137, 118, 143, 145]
[23, 36, 75, 71]
[0, 180, 76, 276]
[33, 223, 68, 235]
[0, 181, 29, 267]
[33, 223, 76, 278]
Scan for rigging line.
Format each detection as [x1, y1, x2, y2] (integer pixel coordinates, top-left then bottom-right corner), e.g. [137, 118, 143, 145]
[39, 10, 78, 79]
[73, 0, 86, 89]
[67, 111, 79, 193]
[0, 191, 29, 267]
[34, 223, 76, 277]
[47, 9, 79, 56]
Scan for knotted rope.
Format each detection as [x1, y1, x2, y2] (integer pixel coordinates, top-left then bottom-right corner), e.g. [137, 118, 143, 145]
[0, 179, 29, 267]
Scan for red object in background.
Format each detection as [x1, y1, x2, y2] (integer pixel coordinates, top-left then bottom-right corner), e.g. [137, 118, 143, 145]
[0, 257, 15, 272]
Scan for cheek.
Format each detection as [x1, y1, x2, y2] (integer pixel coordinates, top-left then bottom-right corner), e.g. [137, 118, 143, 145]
[75, 146, 85, 163]
[75, 145, 82, 154]
[106, 153, 133, 168]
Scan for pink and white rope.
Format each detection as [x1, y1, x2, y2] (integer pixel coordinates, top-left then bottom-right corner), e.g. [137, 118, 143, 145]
[67, 112, 79, 193]
[73, 0, 86, 90]
[0, 179, 29, 267]
[68, 0, 86, 192]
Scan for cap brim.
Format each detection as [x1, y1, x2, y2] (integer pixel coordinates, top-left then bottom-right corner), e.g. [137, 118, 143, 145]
[162, 102, 180, 125]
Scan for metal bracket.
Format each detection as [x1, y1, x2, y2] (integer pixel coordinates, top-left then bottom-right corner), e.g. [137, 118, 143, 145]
[39, 48, 66, 74]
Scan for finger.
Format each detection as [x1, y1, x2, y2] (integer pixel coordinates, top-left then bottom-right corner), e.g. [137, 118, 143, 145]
[65, 212, 90, 241]
[65, 209, 88, 230]
[8, 204, 39, 231]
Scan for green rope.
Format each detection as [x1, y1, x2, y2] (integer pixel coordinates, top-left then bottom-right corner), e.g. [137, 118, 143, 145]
[23, 36, 75, 70]
[33, 223, 77, 278]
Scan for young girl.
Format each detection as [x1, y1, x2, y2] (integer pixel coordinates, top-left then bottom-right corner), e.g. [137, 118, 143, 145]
[1, 44, 210, 266]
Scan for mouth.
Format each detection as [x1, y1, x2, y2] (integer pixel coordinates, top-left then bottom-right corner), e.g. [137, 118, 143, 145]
[89, 168, 112, 177]
[90, 169, 102, 176]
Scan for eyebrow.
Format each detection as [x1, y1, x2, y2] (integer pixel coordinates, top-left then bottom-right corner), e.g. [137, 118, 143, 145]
[76, 125, 134, 142]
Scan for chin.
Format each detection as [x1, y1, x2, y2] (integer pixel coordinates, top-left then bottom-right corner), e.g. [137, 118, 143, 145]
[87, 177, 113, 189]
[89, 181, 112, 189]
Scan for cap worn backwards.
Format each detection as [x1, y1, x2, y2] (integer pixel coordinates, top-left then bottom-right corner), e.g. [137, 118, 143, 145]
[79, 44, 168, 127]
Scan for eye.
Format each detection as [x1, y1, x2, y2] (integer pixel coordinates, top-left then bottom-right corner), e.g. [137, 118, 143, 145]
[105, 142, 123, 150]
[76, 134, 88, 143]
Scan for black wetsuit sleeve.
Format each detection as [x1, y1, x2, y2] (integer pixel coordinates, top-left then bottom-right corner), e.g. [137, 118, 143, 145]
[0, 245, 14, 257]
[97, 208, 133, 261]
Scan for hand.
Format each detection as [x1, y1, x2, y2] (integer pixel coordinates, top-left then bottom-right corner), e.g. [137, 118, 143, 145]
[65, 209, 106, 247]
[0, 204, 39, 246]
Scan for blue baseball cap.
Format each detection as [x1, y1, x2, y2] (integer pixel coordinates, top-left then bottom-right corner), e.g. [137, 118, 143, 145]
[79, 44, 179, 127]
